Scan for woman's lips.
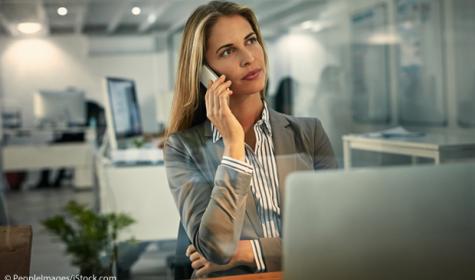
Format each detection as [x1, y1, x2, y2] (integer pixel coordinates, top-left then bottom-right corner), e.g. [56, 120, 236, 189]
[242, 69, 262, 80]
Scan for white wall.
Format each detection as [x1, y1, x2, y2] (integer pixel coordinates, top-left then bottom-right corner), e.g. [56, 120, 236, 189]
[0, 35, 170, 133]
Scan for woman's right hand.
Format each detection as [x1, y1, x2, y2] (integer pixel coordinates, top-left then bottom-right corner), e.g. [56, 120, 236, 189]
[205, 75, 245, 161]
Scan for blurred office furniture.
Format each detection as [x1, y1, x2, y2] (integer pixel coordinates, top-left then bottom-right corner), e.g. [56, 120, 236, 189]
[99, 76, 178, 274]
[86, 100, 106, 146]
[103, 77, 143, 150]
[284, 162, 475, 279]
[0, 197, 5, 225]
[96, 136, 179, 275]
[1, 107, 22, 129]
[34, 100, 105, 188]
[273, 77, 294, 115]
[343, 130, 475, 169]
[96, 150, 179, 241]
[0, 225, 33, 277]
[34, 88, 86, 128]
[2, 127, 95, 189]
[0, 107, 7, 224]
[1, 88, 96, 190]
[155, 91, 174, 133]
[100, 75, 177, 239]
[103, 77, 163, 164]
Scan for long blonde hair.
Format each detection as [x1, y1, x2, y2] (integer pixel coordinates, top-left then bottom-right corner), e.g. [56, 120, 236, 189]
[166, 1, 268, 137]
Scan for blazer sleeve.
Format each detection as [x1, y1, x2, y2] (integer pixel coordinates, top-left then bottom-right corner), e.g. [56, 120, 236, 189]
[164, 134, 252, 265]
[314, 119, 338, 169]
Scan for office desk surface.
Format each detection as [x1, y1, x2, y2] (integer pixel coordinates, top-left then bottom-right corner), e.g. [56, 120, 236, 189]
[206, 272, 282, 280]
[342, 133, 475, 168]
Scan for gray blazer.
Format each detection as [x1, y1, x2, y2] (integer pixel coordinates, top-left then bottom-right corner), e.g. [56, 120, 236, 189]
[164, 109, 337, 276]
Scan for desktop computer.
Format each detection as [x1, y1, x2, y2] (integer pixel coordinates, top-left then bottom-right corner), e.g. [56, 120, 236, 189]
[33, 89, 86, 127]
[103, 77, 162, 164]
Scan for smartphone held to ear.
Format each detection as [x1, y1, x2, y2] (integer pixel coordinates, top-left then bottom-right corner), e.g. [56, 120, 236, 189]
[200, 65, 219, 89]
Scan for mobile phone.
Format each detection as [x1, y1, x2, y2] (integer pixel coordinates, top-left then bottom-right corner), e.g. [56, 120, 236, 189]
[200, 65, 219, 88]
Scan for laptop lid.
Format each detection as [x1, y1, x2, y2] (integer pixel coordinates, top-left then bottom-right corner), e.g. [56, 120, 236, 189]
[283, 162, 475, 280]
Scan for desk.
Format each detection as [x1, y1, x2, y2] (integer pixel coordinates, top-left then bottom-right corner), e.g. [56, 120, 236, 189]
[2, 143, 94, 189]
[343, 133, 475, 169]
[2, 127, 95, 189]
[208, 272, 282, 280]
[97, 157, 179, 241]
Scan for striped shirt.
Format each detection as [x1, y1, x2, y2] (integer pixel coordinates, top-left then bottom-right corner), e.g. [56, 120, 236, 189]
[211, 102, 281, 272]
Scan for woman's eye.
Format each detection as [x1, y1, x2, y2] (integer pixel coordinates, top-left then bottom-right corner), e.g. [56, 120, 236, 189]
[247, 37, 258, 45]
[221, 48, 233, 57]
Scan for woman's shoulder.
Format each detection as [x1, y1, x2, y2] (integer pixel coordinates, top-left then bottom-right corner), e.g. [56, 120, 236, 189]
[269, 109, 323, 131]
[165, 121, 210, 151]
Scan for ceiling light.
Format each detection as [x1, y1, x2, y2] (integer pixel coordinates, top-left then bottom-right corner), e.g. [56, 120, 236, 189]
[131, 6, 141, 16]
[300, 21, 314, 30]
[57, 7, 68, 16]
[368, 33, 400, 45]
[147, 14, 157, 23]
[17, 22, 42, 34]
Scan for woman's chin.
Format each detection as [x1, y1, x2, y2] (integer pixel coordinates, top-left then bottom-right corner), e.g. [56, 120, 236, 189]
[232, 89, 264, 96]
[233, 82, 266, 96]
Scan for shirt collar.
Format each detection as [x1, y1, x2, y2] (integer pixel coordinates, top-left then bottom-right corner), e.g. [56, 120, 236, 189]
[211, 101, 272, 143]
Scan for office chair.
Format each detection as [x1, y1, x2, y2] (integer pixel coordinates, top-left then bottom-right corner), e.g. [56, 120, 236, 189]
[274, 77, 294, 115]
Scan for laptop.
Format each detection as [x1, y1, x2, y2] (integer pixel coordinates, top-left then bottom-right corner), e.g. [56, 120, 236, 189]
[283, 162, 475, 280]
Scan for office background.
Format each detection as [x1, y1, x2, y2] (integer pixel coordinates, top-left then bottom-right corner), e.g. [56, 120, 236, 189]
[0, 0, 474, 278]
[1, 0, 474, 165]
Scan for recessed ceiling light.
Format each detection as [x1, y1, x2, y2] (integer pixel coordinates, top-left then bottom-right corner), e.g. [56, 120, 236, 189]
[131, 6, 141, 16]
[17, 22, 42, 34]
[300, 20, 313, 30]
[57, 7, 68, 16]
[147, 14, 156, 23]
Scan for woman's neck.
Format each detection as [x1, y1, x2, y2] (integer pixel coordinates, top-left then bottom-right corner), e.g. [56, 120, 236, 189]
[229, 92, 264, 133]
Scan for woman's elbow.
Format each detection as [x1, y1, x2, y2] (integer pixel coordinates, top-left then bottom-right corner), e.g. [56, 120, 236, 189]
[195, 230, 237, 265]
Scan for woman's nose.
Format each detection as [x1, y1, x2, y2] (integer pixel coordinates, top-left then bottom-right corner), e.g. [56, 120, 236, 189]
[240, 49, 255, 67]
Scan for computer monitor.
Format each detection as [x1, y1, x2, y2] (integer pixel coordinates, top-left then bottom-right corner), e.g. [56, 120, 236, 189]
[103, 77, 143, 150]
[33, 89, 86, 127]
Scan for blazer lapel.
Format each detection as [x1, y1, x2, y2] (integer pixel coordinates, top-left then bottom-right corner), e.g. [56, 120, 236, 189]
[269, 109, 300, 210]
[203, 120, 224, 170]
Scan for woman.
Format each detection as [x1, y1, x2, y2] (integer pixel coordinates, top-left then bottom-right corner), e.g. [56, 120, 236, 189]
[164, 1, 337, 278]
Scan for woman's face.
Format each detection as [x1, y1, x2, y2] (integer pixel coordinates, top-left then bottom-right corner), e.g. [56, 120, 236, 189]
[205, 15, 266, 96]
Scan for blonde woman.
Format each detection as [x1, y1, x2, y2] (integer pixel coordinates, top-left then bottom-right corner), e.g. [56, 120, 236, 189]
[164, 1, 337, 278]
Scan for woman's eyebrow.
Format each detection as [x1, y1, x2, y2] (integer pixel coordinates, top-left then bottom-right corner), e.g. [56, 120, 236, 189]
[216, 43, 233, 54]
[215, 32, 256, 54]
[244, 32, 256, 40]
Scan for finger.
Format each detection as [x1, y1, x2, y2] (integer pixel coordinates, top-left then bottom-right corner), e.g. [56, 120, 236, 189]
[196, 264, 211, 278]
[205, 88, 210, 118]
[212, 84, 222, 117]
[215, 80, 232, 96]
[209, 75, 226, 92]
[189, 251, 201, 262]
[218, 90, 232, 114]
[191, 258, 207, 270]
[207, 86, 215, 120]
[210, 77, 228, 117]
[185, 244, 196, 257]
